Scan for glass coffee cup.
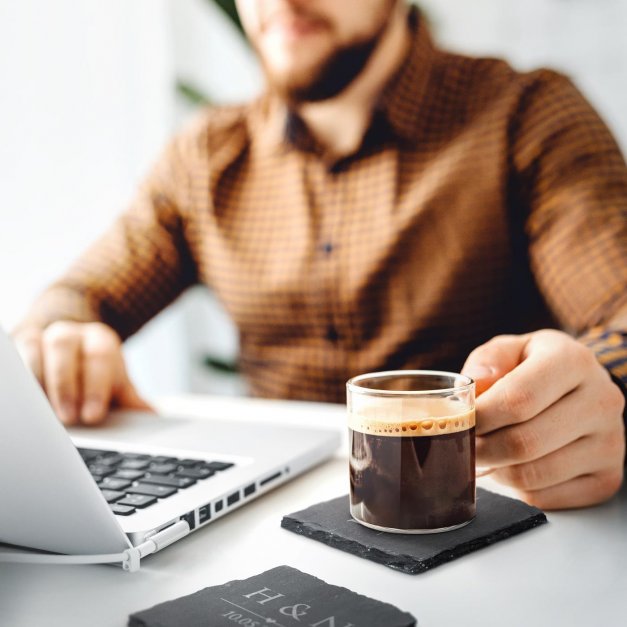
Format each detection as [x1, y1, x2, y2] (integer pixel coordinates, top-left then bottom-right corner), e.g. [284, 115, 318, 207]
[347, 370, 476, 534]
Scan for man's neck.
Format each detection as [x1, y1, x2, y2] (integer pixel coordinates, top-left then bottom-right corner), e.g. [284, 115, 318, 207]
[295, 5, 411, 160]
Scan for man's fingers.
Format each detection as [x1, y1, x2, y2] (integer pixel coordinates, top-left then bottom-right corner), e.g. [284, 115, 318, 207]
[14, 321, 150, 426]
[80, 327, 117, 425]
[475, 335, 586, 436]
[513, 470, 624, 511]
[461, 334, 528, 396]
[464, 329, 625, 509]
[476, 385, 592, 467]
[81, 322, 153, 420]
[41, 322, 82, 425]
[490, 433, 624, 492]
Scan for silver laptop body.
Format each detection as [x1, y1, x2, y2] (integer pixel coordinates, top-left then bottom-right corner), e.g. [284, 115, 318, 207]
[0, 328, 340, 559]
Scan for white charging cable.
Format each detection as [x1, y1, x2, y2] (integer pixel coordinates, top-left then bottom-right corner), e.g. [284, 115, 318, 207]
[0, 520, 190, 573]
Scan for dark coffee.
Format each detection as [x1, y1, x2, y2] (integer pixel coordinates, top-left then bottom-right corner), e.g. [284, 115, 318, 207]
[349, 410, 475, 531]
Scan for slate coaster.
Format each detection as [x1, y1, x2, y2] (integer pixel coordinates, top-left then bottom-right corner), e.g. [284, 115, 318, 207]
[281, 488, 547, 575]
[129, 565, 416, 627]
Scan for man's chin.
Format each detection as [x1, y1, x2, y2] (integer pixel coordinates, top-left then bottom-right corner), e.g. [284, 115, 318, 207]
[263, 33, 382, 104]
[266, 65, 358, 104]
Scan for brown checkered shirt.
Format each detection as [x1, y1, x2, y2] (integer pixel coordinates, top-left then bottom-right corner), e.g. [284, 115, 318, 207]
[21, 12, 627, 408]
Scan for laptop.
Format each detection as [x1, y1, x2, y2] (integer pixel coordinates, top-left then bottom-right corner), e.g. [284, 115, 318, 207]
[0, 328, 340, 570]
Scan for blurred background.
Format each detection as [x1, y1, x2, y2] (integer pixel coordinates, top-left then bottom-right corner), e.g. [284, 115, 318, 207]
[1, 0, 626, 401]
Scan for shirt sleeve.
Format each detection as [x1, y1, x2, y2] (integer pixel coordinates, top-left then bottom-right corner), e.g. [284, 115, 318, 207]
[16, 128, 198, 341]
[510, 70, 627, 418]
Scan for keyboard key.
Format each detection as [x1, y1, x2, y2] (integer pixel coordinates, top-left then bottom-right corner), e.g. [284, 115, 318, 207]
[78, 448, 103, 462]
[148, 463, 178, 474]
[120, 453, 150, 461]
[100, 477, 132, 491]
[176, 468, 214, 480]
[88, 464, 116, 478]
[142, 474, 196, 489]
[150, 456, 179, 464]
[111, 504, 136, 516]
[100, 489, 126, 503]
[96, 454, 124, 467]
[119, 459, 150, 471]
[100, 449, 119, 459]
[126, 483, 178, 499]
[202, 461, 234, 472]
[80, 447, 115, 456]
[118, 494, 157, 509]
[113, 469, 146, 481]
[177, 459, 203, 468]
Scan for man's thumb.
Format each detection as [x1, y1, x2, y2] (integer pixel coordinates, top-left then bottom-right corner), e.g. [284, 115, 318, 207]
[461, 334, 528, 396]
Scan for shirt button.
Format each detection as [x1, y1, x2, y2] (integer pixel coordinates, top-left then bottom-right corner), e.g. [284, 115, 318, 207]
[321, 242, 334, 255]
[326, 325, 340, 343]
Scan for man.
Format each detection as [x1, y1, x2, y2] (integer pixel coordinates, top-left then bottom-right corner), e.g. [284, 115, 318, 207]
[14, 0, 627, 510]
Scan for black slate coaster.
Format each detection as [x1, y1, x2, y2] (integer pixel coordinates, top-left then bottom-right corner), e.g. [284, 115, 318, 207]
[281, 488, 547, 575]
[129, 565, 416, 627]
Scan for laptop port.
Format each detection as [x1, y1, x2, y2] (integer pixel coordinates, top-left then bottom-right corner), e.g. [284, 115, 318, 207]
[244, 483, 256, 497]
[199, 505, 211, 524]
[227, 491, 240, 506]
[214, 500, 224, 512]
[180, 510, 196, 530]
[260, 471, 282, 486]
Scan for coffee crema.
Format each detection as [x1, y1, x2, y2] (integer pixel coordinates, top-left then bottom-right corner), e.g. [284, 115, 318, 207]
[348, 412, 475, 437]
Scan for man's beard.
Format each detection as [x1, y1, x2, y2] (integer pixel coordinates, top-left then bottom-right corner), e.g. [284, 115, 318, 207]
[262, 18, 390, 104]
[286, 36, 381, 103]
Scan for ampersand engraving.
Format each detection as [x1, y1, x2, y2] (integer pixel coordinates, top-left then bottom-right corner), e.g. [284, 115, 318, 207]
[279, 603, 311, 621]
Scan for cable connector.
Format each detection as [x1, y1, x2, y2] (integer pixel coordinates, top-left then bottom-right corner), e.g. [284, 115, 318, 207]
[122, 520, 191, 572]
[0, 520, 190, 573]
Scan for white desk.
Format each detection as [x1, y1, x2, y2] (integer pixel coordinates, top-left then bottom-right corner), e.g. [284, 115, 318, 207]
[1, 395, 626, 627]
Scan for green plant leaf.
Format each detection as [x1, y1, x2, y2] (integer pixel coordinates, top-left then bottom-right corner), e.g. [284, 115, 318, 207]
[202, 354, 240, 374]
[176, 80, 212, 106]
[206, 0, 244, 35]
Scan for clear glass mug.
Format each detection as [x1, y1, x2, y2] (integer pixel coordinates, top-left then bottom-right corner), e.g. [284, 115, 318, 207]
[347, 370, 476, 534]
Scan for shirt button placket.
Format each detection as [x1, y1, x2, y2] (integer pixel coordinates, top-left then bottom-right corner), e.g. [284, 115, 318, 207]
[319, 161, 344, 351]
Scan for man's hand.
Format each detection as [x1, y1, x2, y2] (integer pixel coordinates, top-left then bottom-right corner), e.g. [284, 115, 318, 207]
[13, 321, 152, 426]
[461, 330, 625, 510]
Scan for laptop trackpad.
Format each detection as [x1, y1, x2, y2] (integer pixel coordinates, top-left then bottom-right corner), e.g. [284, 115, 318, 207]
[68, 409, 314, 458]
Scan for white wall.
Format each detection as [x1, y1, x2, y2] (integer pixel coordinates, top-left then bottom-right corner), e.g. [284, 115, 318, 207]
[0, 0, 173, 326]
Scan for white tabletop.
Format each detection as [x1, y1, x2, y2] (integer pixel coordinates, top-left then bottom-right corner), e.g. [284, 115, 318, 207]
[1, 395, 626, 627]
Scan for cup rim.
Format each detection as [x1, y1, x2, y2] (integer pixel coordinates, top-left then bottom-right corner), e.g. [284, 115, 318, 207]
[346, 369, 475, 397]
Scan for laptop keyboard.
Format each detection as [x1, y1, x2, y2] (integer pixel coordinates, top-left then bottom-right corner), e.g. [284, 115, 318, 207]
[77, 448, 234, 517]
